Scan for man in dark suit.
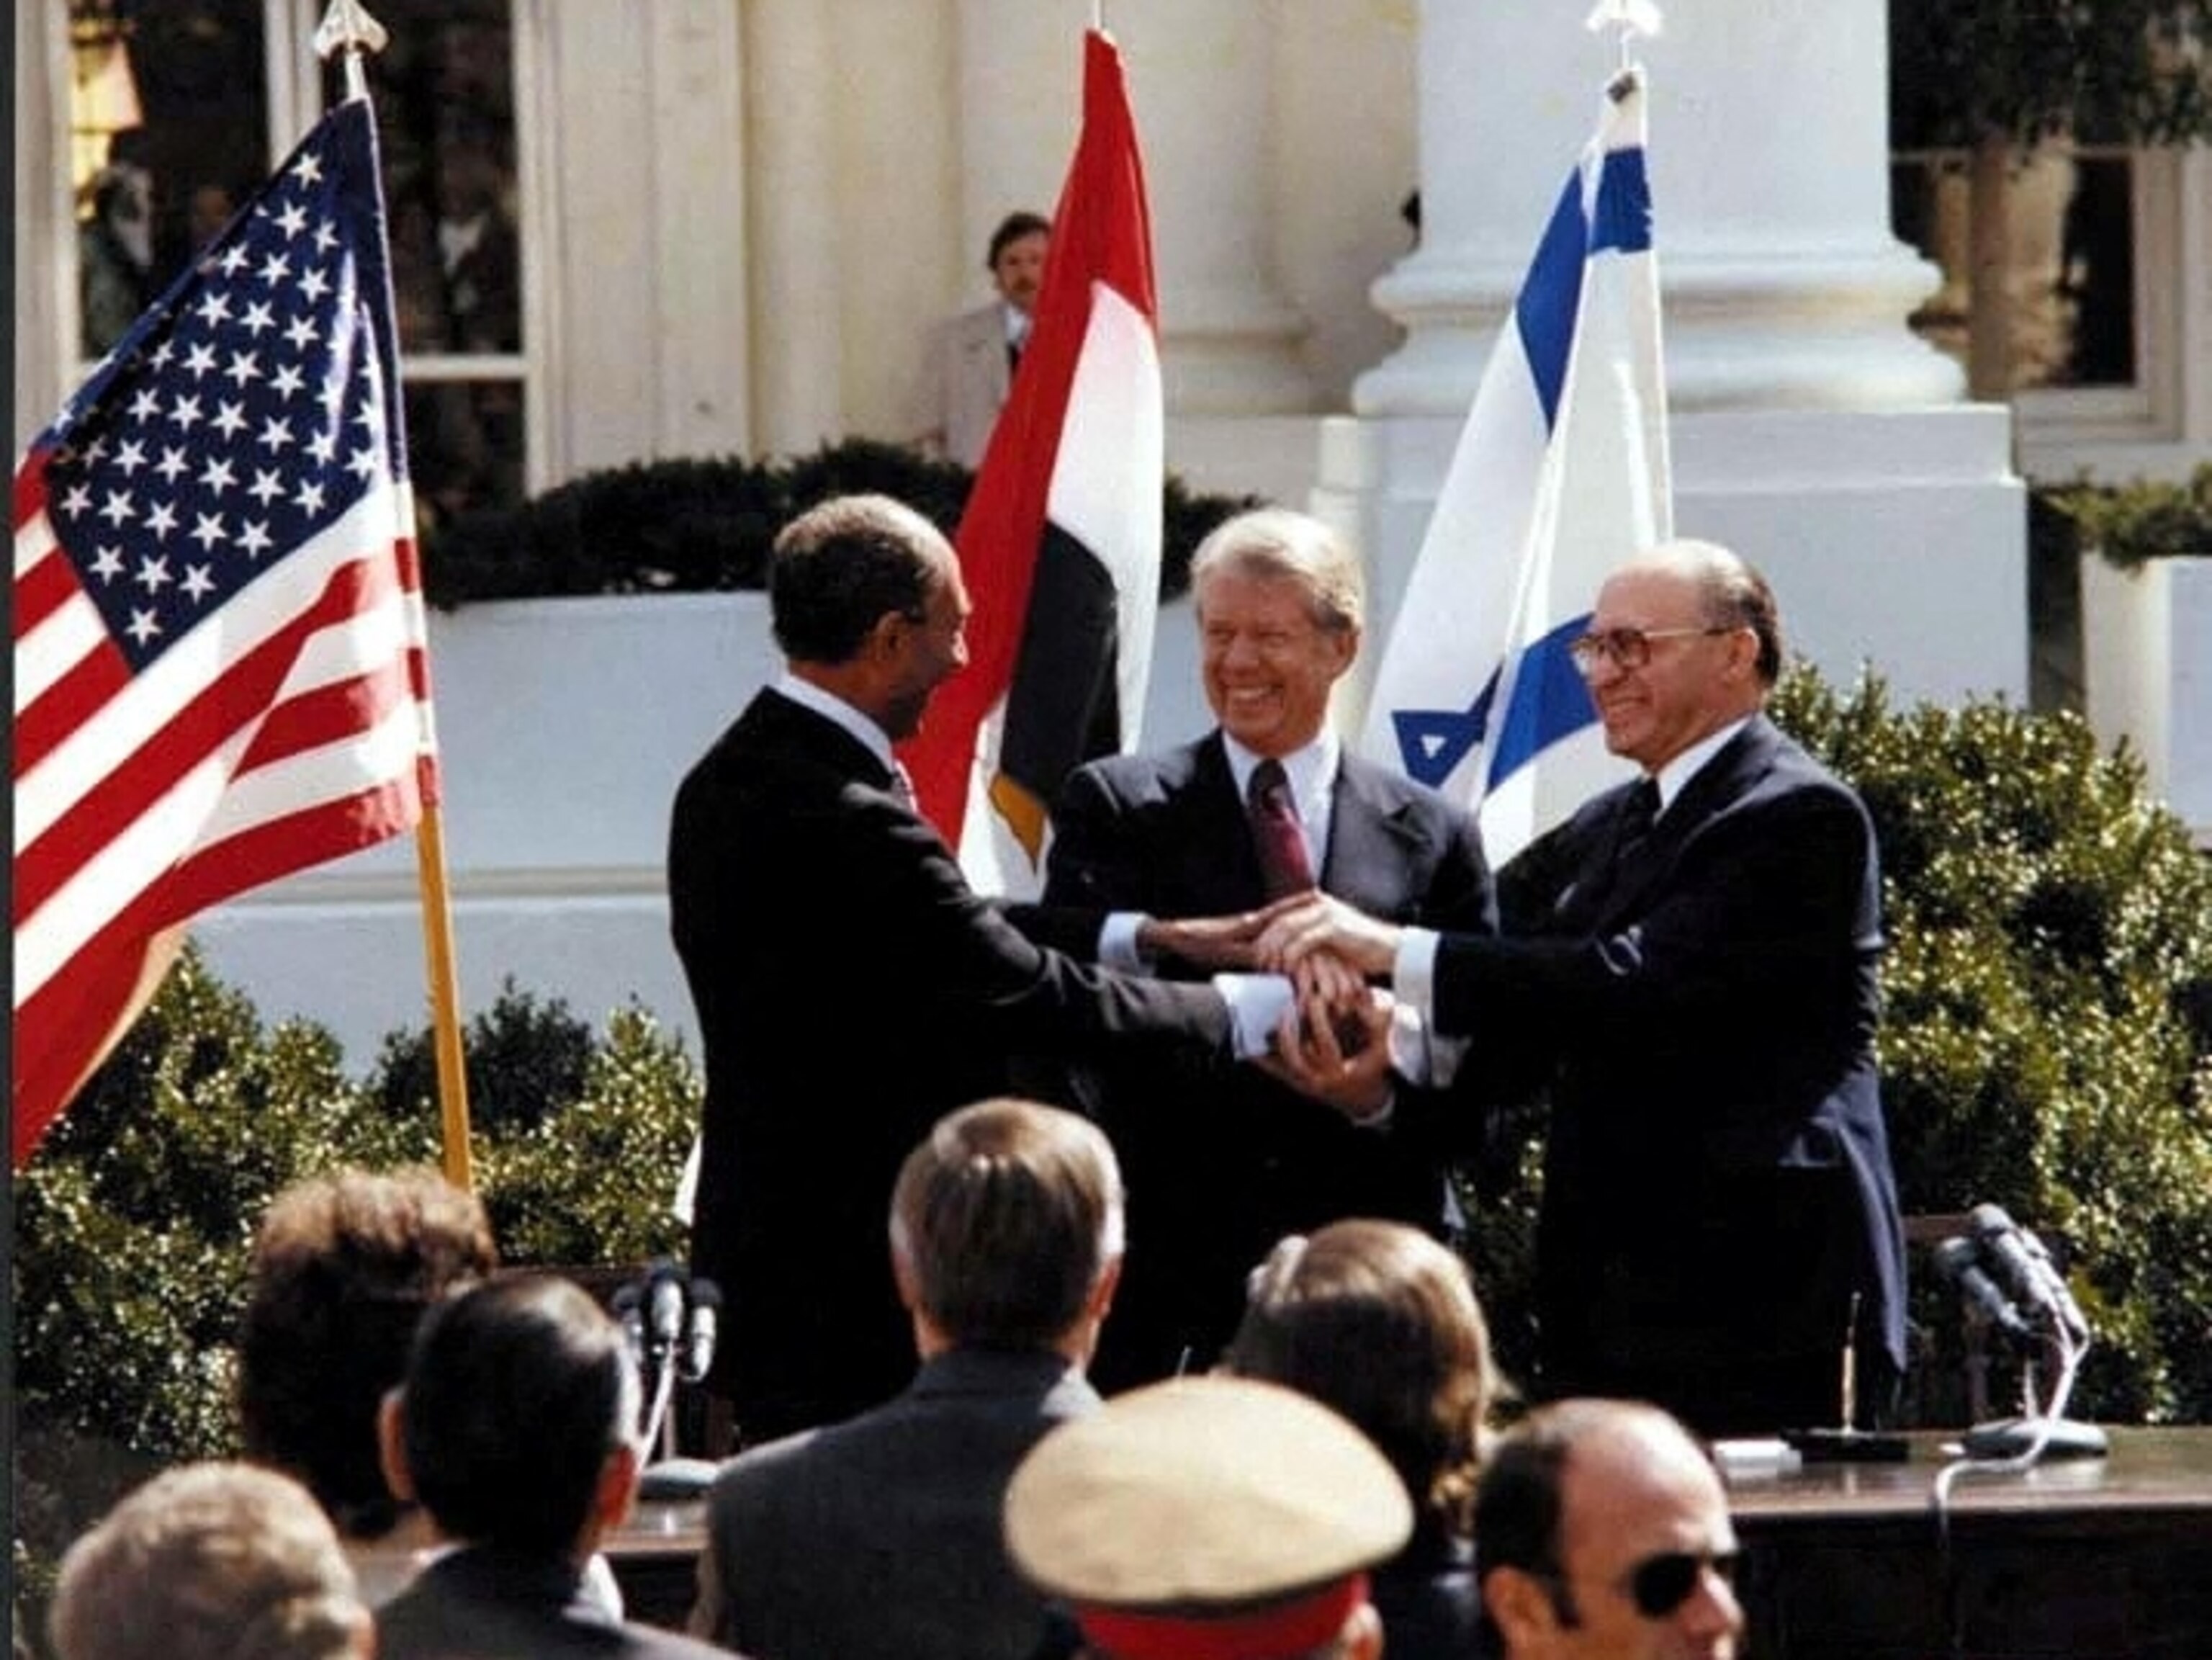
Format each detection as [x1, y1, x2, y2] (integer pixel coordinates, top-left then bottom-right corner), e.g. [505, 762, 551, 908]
[1043, 508, 1496, 1386]
[1260, 539, 1906, 1437]
[374, 1275, 732, 1660]
[690, 1098, 1120, 1660]
[668, 494, 1249, 1445]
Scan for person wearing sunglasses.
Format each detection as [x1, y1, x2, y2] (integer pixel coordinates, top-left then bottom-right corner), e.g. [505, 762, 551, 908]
[1256, 539, 1906, 1440]
[1474, 1399, 1744, 1660]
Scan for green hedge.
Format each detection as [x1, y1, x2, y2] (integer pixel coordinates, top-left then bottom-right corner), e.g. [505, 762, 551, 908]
[2041, 463, 2212, 569]
[11, 960, 698, 1625]
[418, 438, 1261, 609]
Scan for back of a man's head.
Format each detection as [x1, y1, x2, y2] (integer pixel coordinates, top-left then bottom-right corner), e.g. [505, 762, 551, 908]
[238, 1166, 496, 1538]
[768, 493, 945, 666]
[397, 1273, 639, 1558]
[890, 1098, 1124, 1352]
[50, 1463, 367, 1660]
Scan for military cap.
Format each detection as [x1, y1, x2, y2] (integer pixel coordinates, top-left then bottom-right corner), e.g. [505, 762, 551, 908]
[1004, 1376, 1411, 1659]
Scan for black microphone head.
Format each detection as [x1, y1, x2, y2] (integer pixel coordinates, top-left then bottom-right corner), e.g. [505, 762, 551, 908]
[611, 1282, 644, 1314]
[688, 1278, 723, 1311]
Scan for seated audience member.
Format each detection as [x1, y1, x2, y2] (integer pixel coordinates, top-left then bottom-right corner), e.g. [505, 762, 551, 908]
[1474, 1399, 1745, 1660]
[49, 1462, 369, 1660]
[1226, 1220, 1501, 1660]
[1004, 1375, 1411, 1660]
[688, 1097, 1121, 1659]
[236, 1166, 497, 1605]
[374, 1274, 731, 1660]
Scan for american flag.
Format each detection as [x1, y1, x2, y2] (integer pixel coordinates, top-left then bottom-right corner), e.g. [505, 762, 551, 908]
[12, 99, 438, 1165]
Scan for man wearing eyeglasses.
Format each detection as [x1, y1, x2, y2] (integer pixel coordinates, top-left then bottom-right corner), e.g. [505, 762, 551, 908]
[1258, 539, 1906, 1440]
[1475, 1399, 1745, 1660]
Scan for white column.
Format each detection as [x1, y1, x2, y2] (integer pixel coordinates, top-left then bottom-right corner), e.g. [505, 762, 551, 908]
[1327, 0, 2025, 716]
[14, 0, 70, 434]
[956, 0, 1316, 416]
[1360, 0, 1961, 416]
[742, 0, 845, 455]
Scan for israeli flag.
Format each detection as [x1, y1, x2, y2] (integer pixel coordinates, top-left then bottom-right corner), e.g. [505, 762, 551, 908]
[1359, 67, 1671, 863]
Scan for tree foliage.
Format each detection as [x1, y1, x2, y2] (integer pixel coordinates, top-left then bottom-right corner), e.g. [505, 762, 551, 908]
[1891, 1, 2212, 148]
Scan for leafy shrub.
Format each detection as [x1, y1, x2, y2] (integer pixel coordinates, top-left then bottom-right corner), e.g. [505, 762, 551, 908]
[2042, 462, 2212, 569]
[421, 436, 1262, 609]
[11, 953, 703, 1633]
[1773, 670, 2212, 1422]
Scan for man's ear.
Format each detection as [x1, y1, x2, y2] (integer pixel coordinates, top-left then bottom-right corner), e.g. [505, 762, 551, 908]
[588, 1439, 642, 1548]
[376, 1390, 416, 1504]
[1325, 622, 1362, 683]
[1087, 1254, 1123, 1323]
[1485, 1565, 1562, 1648]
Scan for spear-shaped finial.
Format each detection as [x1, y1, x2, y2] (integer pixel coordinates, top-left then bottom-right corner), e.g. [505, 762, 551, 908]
[314, 0, 389, 102]
[1585, 0, 1663, 76]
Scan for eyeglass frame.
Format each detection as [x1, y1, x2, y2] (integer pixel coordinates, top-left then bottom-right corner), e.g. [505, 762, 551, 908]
[1567, 624, 1740, 678]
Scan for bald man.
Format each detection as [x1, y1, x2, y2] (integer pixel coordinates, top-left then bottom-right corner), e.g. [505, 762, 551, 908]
[1475, 1399, 1744, 1660]
[1261, 541, 1906, 1437]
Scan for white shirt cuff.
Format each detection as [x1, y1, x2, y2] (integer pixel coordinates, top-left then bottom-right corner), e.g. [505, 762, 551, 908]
[1100, 911, 1151, 971]
[1393, 927, 1442, 1026]
[1213, 973, 1295, 1060]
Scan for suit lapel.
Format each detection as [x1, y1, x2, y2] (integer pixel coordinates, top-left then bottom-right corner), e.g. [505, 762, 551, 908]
[1318, 757, 1426, 914]
[1592, 718, 1779, 925]
[1190, 735, 1272, 910]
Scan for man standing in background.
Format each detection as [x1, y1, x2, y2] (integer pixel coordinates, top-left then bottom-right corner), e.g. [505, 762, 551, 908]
[910, 211, 1051, 467]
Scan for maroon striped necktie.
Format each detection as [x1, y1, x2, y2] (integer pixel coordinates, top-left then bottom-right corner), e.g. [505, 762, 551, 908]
[1246, 758, 1316, 899]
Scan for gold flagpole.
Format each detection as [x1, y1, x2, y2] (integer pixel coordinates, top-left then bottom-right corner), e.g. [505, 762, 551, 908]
[315, 0, 476, 1190]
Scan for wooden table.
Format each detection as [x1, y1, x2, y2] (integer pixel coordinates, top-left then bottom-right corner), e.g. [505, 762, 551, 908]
[608, 1428, 2212, 1655]
[1723, 1428, 2212, 1659]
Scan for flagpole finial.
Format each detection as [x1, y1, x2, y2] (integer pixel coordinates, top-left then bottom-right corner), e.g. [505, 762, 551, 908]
[1584, 0, 1663, 73]
[314, 0, 389, 102]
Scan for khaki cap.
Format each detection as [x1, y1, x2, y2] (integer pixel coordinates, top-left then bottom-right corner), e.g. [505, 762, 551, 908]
[1004, 1375, 1411, 1643]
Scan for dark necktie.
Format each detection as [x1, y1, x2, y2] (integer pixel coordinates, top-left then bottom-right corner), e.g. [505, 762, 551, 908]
[1614, 775, 1662, 864]
[1247, 758, 1316, 899]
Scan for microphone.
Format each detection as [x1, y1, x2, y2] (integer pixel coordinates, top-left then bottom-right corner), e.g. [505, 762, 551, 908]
[647, 1263, 688, 1366]
[1969, 1204, 2090, 1345]
[683, 1280, 721, 1384]
[610, 1280, 646, 1363]
[1933, 1235, 2034, 1342]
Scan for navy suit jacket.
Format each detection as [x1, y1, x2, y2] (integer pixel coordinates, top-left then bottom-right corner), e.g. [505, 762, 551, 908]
[667, 689, 1228, 1440]
[690, 1348, 1097, 1660]
[1424, 715, 1906, 1402]
[1043, 733, 1496, 1381]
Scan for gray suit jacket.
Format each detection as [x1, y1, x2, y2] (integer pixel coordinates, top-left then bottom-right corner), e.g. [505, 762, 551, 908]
[688, 1349, 1099, 1660]
[911, 302, 1012, 468]
[379, 1545, 729, 1660]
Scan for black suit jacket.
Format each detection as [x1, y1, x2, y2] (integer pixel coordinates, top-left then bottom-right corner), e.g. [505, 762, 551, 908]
[1423, 716, 1906, 1415]
[1043, 734, 1496, 1382]
[691, 1348, 1097, 1660]
[667, 688, 1228, 1439]
[378, 1545, 729, 1659]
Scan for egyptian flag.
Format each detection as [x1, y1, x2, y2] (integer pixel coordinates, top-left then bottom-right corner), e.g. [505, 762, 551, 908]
[900, 29, 1161, 899]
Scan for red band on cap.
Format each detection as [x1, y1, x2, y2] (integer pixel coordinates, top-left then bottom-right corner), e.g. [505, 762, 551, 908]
[1075, 1573, 1367, 1660]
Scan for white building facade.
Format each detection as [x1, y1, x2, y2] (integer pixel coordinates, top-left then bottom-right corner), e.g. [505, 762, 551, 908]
[14, 1, 2211, 1062]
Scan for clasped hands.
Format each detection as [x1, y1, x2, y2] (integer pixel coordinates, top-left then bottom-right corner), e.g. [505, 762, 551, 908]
[1148, 892, 1411, 1123]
